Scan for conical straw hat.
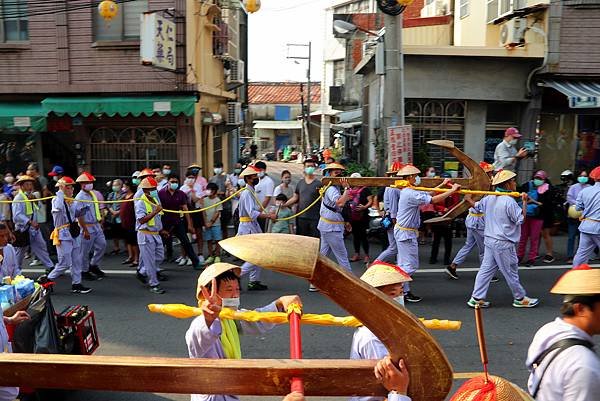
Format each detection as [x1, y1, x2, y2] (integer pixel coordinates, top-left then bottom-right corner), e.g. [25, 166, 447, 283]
[450, 375, 533, 401]
[396, 164, 420, 176]
[360, 260, 412, 288]
[550, 264, 600, 295]
[196, 262, 241, 300]
[491, 170, 516, 186]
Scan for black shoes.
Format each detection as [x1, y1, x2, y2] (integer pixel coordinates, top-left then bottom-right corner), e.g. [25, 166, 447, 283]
[71, 284, 92, 294]
[247, 281, 268, 291]
[149, 285, 166, 294]
[82, 271, 97, 281]
[446, 264, 459, 280]
[404, 292, 422, 303]
[89, 265, 105, 279]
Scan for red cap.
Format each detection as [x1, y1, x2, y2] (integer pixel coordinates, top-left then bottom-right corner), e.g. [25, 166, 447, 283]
[505, 127, 522, 138]
[76, 172, 96, 183]
[590, 166, 600, 181]
[55, 176, 75, 187]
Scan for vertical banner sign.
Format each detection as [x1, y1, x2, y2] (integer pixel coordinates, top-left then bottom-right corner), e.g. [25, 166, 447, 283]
[387, 125, 413, 164]
[140, 13, 176, 71]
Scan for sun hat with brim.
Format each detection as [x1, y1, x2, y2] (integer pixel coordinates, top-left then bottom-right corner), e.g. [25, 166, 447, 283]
[15, 175, 35, 185]
[187, 163, 202, 170]
[138, 168, 156, 178]
[590, 166, 600, 181]
[76, 172, 96, 183]
[322, 162, 346, 171]
[55, 176, 75, 188]
[492, 170, 516, 186]
[386, 161, 404, 175]
[239, 165, 261, 178]
[396, 165, 421, 177]
[360, 260, 412, 288]
[450, 375, 533, 401]
[196, 262, 241, 300]
[550, 264, 600, 296]
[139, 177, 158, 189]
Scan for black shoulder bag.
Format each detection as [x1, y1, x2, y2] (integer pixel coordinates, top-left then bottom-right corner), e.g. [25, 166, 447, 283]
[64, 201, 81, 239]
[13, 224, 30, 248]
[530, 338, 595, 398]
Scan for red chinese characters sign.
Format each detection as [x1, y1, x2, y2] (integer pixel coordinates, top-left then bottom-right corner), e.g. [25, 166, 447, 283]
[387, 125, 412, 165]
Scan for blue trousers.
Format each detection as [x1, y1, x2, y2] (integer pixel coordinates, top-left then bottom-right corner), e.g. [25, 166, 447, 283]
[319, 230, 352, 273]
[472, 239, 526, 300]
[48, 238, 82, 285]
[138, 232, 163, 287]
[15, 228, 54, 270]
[395, 236, 419, 294]
[376, 227, 397, 262]
[572, 232, 600, 267]
[452, 228, 484, 266]
[81, 226, 107, 271]
[567, 219, 580, 259]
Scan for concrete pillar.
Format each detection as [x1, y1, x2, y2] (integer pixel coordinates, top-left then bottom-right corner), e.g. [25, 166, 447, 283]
[463, 100, 487, 163]
[518, 92, 542, 183]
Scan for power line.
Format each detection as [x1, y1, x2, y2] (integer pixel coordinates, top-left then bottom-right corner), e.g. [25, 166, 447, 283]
[0, 0, 140, 20]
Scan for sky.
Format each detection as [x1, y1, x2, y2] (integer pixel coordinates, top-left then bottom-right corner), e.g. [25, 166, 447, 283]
[247, 0, 331, 82]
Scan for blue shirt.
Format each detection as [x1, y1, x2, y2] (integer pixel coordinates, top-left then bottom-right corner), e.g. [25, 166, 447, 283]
[51, 190, 79, 241]
[395, 188, 432, 240]
[11, 191, 39, 231]
[476, 195, 523, 245]
[576, 182, 600, 235]
[465, 204, 485, 231]
[317, 186, 345, 232]
[134, 194, 163, 232]
[383, 187, 401, 219]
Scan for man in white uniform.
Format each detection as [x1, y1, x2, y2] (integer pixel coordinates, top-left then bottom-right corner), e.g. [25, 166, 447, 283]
[526, 265, 600, 401]
[253, 161, 275, 232]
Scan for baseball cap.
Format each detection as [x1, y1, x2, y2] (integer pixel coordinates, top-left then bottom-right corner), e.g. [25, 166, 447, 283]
[505, 127, 522, 138]
[48, 165, 64, 177]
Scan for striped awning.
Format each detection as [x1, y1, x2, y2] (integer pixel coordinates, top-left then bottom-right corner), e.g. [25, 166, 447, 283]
[542, 79, 600, 108]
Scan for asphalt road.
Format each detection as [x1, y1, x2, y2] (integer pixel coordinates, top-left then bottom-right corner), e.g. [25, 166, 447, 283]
[20, 235, 598, 401]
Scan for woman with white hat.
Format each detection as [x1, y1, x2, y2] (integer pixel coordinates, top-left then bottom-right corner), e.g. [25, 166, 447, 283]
[526, 265, 600, 401]
[468, 170, 539, 309]
[349, 260, 412, 401]
[317, 163, 353, 274]
[186, 262, 301, 401]
[394, 165, 461, 303]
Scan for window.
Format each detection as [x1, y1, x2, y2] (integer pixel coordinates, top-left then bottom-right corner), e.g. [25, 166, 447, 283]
[333, 59, 345, 86]
[500, 0, 511, 14]
[459, 0, 469, 18]
[486, 0, 499, 22]
[93, 0, 147, 41]
[0, 0, 28, 42]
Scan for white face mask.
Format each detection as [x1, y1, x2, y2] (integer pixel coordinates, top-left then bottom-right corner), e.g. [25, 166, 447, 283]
[83, 183, 93, 191]
[426, 171, 435, 178]
[184, 178, 194, 185]
[52, 176, 59, 182]
[393, 295, 405, 307]
[4, 176, 13, 184]
[509, 139, 518, 146]
[258, 171, 265, 178]
[237, 178, 246, 187]
[214, 168, 223, 175]
[221, 297, 240, 310]
[414, 176, 421, 186]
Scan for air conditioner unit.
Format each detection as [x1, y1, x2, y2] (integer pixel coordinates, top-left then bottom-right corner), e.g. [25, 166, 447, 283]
[421, 0, 450, 17]
[499, 17, 526, 47]
[227, 59, 244, 84]
[226, 102, 242, 125]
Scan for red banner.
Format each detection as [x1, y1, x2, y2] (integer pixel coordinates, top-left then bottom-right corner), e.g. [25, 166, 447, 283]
[387, 125, 412, 164]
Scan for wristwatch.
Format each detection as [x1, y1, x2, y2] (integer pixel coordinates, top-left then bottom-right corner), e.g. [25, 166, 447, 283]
[387, 391, 411, 401]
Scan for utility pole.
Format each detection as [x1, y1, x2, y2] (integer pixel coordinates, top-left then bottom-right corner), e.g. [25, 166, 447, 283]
[381, 13, 405, 173]
[287, 42, 313, 157]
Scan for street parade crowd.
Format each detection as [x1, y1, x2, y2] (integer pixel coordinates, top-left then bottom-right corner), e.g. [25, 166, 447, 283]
[1, 126, 600, 400]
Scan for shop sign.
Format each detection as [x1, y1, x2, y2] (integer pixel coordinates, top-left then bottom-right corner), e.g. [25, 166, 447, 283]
[387, 125, 412, 165]
[153, 102, 171, 113]
[140, 13, 176, 71]
[570, 96, 600, 109]
[13, 117, 31, 127]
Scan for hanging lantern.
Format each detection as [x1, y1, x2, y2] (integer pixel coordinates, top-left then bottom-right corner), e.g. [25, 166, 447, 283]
[397, 0, 414, 5]
[98, 0, 119, 21]
[244, 0, 261, 13]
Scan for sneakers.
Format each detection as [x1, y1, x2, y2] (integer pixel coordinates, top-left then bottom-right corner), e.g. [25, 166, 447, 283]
[197, 254, 205, 265]
[513, 296, 539, 308]
[157, 272, 168, 282]
[214, 256, 221, 263]
[71, 284, 92, 294]
[467, 297, 490, 308]
[525, 260, 535, 268]
[490, 276, 500, 283]
[82, 271, 97, 281]
[446, 264, 459, 280]
[89, 265, 105, 279]
[542, 254, 555, 264]
[149, 285, 166, 294]
[174, 256, 184, 264]
[404, 292, 422, 303]
[136, 271, 147, 285]
[178, 257, 188, 266]
[186, 258, 193, 266]
[308, 284, 319, 292]
[247, 281, 268, 291]
[29, 258, 42, 267]
[204, 256, 215, 266]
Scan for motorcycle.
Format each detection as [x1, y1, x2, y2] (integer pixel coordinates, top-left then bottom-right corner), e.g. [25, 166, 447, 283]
[366, 207, 389, 246]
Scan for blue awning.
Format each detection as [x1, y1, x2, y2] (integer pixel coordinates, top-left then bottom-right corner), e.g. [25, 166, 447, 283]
[542, 79, 600, 108]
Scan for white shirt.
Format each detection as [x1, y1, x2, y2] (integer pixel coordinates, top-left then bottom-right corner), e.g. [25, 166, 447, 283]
[0, 317, 19, 401]
[493, 140, 518, 171]
[527, 318, 600, 401]
[350, 326, 389, 401]
[255, 175, 275, 205]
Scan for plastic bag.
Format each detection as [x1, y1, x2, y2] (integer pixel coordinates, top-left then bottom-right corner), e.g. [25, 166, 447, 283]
[11, 288, 61, 354]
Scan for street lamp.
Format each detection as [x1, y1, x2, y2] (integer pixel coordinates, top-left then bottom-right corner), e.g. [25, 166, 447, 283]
[332, 20, 379, 36]
[287, 43, 312, 156]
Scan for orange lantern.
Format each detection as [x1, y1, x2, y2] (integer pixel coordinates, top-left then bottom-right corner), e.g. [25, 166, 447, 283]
[98, 0, 119, 21]
[244, 0, 261, 13]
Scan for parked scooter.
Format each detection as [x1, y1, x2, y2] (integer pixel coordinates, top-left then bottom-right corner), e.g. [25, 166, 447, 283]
[367, 208, 388, 246]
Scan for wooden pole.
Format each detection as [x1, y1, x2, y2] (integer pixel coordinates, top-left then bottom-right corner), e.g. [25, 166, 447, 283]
[289, 305, 304, 394]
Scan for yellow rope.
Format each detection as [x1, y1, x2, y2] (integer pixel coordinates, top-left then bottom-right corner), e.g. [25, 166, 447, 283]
[392, 180, 521, 198]
[147, 303, 462, 331]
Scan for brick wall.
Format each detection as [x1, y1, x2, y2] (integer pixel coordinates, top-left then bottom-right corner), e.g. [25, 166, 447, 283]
[404, 0, 425, 19]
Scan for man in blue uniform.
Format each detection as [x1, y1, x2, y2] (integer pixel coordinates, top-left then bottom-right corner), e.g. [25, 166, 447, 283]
[572, 166, 600, 266]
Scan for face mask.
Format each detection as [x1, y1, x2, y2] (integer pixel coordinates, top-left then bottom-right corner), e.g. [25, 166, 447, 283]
[221, 297, 240, 310]
[252, 177, 260, 186]
[234, 168, 241, 174]
[162, 169, 171, 176]
[132, 178, 141, 186]
[4, 177, 13, 184]
[214, 168, 223, 175]
[112, 185, 121, 192]
[204, 189, 213, 196]
[393, 295, 405, 307]
[258, 171, 265, 178]
[83, 183, 93, 191]
[275, 201, 284, 207]
[509, 139, 518, 146]
[304, 167, 316, 176]
[282, 178, 291, 184]
[426, 171, 435, 178]
[149, 190, 159, 199]
[414, 176, 421, 186]
[52, 176, 59, 182]
[237, 178, 246, 187]
[533, 179, 544, 187]
[170, 183, 179, 190]
[578, 176, 589, 184]
[185, 178, 194, 185]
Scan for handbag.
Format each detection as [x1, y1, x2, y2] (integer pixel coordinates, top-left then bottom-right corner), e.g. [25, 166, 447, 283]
[64, 200, 80, 238]
[13, 224, 30, 247]
[381, 212, 393, 230]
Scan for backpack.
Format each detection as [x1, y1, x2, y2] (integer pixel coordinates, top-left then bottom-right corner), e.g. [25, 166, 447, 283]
[349, 187, 366, 222]
[526, 182, 540, 217]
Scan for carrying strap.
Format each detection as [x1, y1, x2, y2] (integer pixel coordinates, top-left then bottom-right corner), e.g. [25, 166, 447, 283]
[63, 200, 74, 225]
[530, 338, 595, 398]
